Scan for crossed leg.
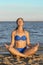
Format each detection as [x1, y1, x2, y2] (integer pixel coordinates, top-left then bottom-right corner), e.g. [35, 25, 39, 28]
[23, 43, 39, 56]
[5, 43, 39, 58]
[4, 44, 26, 58]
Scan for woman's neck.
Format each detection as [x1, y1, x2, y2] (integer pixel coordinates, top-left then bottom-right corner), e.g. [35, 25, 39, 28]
[17, 26, 24, 32]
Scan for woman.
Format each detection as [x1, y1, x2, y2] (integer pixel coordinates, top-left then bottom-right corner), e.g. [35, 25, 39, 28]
[5, 17, 39, 58]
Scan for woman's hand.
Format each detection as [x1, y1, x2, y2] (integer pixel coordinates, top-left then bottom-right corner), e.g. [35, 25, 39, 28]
[28, 44, 33, 48]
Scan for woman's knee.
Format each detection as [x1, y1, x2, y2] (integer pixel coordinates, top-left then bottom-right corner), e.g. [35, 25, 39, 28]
[33, 46, 38, 52]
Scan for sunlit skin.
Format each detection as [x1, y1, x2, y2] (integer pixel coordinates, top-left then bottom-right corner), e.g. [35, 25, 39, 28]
[5, 18, 39, 58]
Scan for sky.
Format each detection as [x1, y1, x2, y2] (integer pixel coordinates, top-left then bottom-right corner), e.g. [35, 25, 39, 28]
[0, 0, 43, 21]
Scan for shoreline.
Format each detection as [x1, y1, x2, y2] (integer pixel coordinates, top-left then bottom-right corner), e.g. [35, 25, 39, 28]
[0, 44, 43, 54]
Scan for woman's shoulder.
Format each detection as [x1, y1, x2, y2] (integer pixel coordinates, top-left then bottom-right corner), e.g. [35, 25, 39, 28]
[11, 30, 16, 35]
[25, 30, 30, 35]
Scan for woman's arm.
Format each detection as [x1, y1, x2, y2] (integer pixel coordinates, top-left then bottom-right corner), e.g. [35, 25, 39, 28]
[26, 31, 32, 48]
[10, 31, 15, 48]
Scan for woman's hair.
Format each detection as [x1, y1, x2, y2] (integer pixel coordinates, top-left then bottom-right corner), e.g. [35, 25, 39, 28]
[15, 17, 24, 31]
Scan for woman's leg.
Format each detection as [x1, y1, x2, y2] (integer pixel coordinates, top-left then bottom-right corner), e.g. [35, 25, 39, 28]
[23, 43, 39, 56]
[4, 44, 27, 58]
[5, 43, 39, 58]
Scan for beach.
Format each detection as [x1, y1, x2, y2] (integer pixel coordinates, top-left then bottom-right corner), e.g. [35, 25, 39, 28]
[0, 44, 43, 65]
[0, 51, 43, 65]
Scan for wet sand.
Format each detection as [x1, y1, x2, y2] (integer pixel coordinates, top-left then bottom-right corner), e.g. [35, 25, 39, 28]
[0, 45, 43, 65]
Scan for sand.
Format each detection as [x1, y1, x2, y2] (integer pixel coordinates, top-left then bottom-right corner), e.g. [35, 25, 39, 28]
[0, 45, 43, 65]
[0, 53, 43, 65]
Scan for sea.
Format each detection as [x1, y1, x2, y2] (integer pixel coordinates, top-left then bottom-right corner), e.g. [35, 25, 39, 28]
[0, 21, 43, 46]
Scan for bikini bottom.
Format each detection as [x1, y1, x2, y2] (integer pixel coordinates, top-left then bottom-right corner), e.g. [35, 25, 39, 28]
[16, 47, 26, 53]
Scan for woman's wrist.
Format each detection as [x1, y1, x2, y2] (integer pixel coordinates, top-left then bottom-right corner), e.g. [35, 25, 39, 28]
[28, 44, 33, 48]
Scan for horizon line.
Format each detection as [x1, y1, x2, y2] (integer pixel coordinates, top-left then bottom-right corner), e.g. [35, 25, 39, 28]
[0, 20, 40, 22]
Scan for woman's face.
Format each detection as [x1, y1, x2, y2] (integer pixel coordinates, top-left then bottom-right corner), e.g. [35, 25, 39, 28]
[17, 19, 24, 26]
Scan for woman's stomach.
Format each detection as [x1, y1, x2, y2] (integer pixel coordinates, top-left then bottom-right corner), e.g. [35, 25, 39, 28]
[15, 40, 26, 48]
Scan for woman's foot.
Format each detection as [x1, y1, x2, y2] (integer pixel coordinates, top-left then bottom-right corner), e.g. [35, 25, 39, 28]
[33, 43, 39, 53]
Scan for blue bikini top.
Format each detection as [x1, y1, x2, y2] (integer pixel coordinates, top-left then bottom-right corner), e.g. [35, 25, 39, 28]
[15, 31, 27, 41]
